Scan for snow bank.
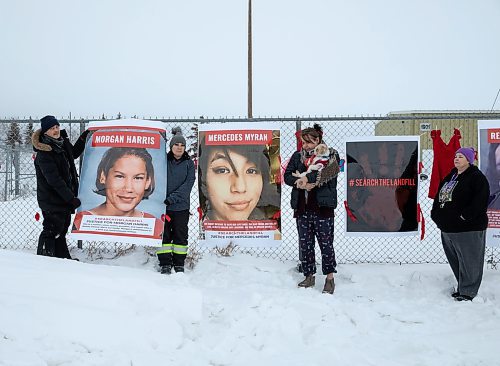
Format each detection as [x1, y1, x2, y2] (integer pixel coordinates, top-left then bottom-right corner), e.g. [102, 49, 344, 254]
[1, 249, 499, 366]
[0, 250, 201, 366]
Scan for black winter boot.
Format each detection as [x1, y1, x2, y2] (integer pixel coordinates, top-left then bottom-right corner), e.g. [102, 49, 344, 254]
[455, 294, 473, 301]
[174, 266, 184, 273]
[297, 275, 315, 288]
[160, 265, 172, 275]
[322, 278, 335, 294]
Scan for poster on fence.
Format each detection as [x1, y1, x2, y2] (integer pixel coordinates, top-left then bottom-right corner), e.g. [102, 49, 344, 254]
[70, 119, 166, 246]
[197, 122, 281, 247]
[345, 137, 420, 236]
[478, 120, 500, 247]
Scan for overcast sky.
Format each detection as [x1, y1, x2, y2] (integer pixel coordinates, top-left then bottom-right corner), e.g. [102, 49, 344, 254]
[1, 0, 499, 119]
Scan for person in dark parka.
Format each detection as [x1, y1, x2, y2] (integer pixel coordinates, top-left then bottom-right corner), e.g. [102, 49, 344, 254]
[431, 147, 489, 301]
[32, 115, 88, 259]
[284, 124, 340, 294]
[156, 127, 195, 274]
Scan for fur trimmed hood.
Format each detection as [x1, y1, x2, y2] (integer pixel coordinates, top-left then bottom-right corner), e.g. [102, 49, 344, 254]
[32, 128, 69, 152]
[32, 129, 52, 152]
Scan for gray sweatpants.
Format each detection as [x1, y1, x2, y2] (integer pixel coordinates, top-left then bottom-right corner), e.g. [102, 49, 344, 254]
[441, 230, 486, 298]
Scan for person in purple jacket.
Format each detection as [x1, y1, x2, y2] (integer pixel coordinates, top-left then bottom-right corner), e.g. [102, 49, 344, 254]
[431, 147, 489, 301]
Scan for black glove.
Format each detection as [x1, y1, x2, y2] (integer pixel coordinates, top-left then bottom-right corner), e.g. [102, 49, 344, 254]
[70, 197, 81, 209]
[78, 129, 90, 142]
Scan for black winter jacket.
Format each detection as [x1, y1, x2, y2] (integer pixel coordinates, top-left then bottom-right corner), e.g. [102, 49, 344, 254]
[431, 165, 489, 233]
[32, 129, 86, 212]
[284, 149, 340, 209]
[165, 151, 195, 211]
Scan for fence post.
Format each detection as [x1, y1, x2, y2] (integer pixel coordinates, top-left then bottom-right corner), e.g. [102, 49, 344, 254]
[295, 119, 301, 150]
[14, 146, 20, 196]
[4, 149, 10, 201]
[77, 119, 85, 250]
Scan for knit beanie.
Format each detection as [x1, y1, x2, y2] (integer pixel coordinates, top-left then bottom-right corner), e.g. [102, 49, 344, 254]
[456, 147, 475, 164]
[169, 126, 186, 149]
[40, 115, 60, 134]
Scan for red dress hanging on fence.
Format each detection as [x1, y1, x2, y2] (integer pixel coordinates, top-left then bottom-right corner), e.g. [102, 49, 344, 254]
[428, 128, 461, 199]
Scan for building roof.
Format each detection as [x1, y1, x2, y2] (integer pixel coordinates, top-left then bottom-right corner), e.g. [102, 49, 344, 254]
[388, 110, 500, 116]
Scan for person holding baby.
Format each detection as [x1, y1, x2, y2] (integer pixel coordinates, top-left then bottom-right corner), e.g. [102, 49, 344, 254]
[284, 124, 340, 294]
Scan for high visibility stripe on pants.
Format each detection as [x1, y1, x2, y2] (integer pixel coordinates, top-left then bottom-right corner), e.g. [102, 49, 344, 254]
[173, 244, 188, 255]
[156, 243, 173, 255]
[157, 243, 187, 255]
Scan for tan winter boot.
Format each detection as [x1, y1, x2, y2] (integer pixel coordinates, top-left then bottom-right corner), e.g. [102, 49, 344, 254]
[322, 277, 335, 294]
[297, 275, 315, 288]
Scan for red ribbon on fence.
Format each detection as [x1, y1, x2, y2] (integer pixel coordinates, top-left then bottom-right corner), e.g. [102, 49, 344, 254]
[197, 207, 203, 221]
[295, 130, 302, 151]
[343, 201, 357, 222]
[418, 162, 424, 174]
[417, 203, 425, 240]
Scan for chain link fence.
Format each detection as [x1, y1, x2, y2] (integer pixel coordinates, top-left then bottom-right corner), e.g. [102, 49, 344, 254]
[1, 113, 499, 266]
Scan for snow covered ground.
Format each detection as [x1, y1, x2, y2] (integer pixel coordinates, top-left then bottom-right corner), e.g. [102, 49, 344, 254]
[1, 248, 500, 366]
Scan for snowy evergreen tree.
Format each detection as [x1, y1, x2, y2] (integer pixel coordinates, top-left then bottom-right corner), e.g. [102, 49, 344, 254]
[6, 122, 22, 147]
[187, 123, 199, 160]
[24, 122, 34, 145]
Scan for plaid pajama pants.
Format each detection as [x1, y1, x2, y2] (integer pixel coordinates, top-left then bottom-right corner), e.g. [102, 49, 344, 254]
[297, 211, 337, 277]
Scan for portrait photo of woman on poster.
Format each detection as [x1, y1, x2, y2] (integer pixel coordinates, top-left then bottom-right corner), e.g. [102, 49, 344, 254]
[198, 141, 280, 222]
[87, 147, 156, 217]
[70, 121, 167, 244]
[485, 142, 500, 209]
